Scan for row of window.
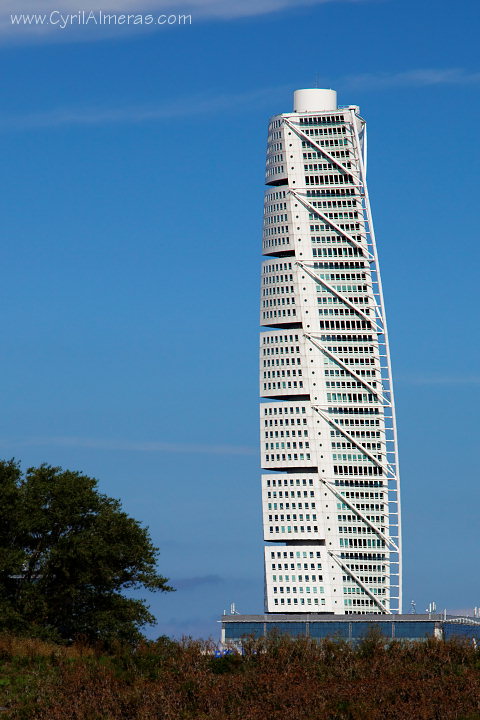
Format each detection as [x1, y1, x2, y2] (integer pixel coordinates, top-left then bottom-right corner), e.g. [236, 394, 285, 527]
[263, 225, 289, 237]
[315, 262, 369, 273]
[262, 333, 300, 345]
[265, 478, 314, 487]
[272, 563, 322, 570]
[265, 165, 284, 178]
[262, 262, 293, 273]
[306, 186, 355, 196]
[339, 503, 385, 513]
[263, 381, 304, 391]
[333, 453, 371, 462]
[273, 584, 324, 593]
[268, 501, 316, 509]
[265, 442, 310, 450]
[263, 237, 291, 249]
[266, 153, 284, 166]
[343, 490, 384, 500]
[320, 320, 372, 331]
[320, 334, 374, 342]
[335, 479, 385, 488]
[312, 247, 363, 257]
[268, 513, 317, 522]
[319, 308, 370, 317]
[327, 345, 375, 355]
[265, 454, 311, 462]
[269, 550, 322, 558]
[263, 352, 301, 361]
[299, 114, 347, 125]
[329, 408, 382, 417]
[304, 151, 351, 161]
[273, 598, 326, 606]
[327, 381, 374, 390]
[340, 538, 385, 548]
[306, 174, 354, 186]
[262, 310, 297, 321]
[315, 268, 367, 280]
[304, 162, 352, 172]
[334, 465, 383, 476]
[265, 429, 308, 439]
[262, 405, 307, 415]
[264, 201, 287, 214]
[268, 525, 318, 534]
[263, 213, 288, 226]
[303, 127, 347, 136]
[345, 563, 386, 572]
[339, 514, 384, 523]
[335, 419, 380, 427]
[328, 392, 376, 403]
[264, 420, 308, 428]
[262, 294, 296, 308]
[310, 210, 358, 221]
[310, 233, 363, 244]
[332, 440, 381, 451]
[263, 368, 302, 377]
[302, 139, 349, 149]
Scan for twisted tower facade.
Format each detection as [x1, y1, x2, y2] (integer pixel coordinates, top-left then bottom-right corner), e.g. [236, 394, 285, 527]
[260, 89, 401, 615]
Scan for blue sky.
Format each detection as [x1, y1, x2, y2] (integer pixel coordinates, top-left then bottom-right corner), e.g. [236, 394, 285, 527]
[0, 0, 479, 637]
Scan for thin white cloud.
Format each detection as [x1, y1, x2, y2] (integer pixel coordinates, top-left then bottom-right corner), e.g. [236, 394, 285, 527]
[4, 65, 479, 132]
[344, 68, 480, 89]
[0, 435, 256, 455]
[0, 84, 289, 129]
[1, 0, 368, 41]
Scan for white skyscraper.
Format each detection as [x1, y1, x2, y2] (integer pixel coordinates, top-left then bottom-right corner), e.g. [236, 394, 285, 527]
[260, 89, 401, 615]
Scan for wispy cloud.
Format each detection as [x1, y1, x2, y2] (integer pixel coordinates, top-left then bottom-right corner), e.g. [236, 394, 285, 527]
[0, 435, 256, 456]
[344, 68, 480, 90]
[398, 375, 480, 386]
[4, 66, 480, 132]
[173, 574, 224, 590]
[1, 0, 369, 41]
[0, 85, 288, 130]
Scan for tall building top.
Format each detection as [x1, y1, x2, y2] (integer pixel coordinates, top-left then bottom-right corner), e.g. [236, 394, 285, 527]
[293, 88, 337, 113]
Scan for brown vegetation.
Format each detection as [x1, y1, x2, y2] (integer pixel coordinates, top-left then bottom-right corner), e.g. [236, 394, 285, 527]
[0, 632, 479, 719]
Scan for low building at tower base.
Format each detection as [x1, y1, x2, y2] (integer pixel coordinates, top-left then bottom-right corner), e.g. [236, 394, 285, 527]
[220, 613, 480, 647]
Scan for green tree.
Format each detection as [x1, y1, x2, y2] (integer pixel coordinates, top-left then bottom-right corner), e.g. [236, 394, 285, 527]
[0, 459, 173, 644]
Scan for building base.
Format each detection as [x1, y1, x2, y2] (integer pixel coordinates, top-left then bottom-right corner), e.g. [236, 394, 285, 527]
[220, 613, 480, 646]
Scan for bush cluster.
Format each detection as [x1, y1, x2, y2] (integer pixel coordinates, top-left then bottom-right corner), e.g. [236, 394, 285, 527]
[0, 632, 479, 719]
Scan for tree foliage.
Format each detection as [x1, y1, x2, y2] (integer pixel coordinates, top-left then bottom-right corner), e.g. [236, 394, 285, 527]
[0, 459, 173, 644]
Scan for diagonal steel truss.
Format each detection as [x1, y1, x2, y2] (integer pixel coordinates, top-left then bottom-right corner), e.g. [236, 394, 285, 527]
[289, 189, 373, 260]
[319, 475, 399, 552]
[296, 259, 383, 332]
[328, 550, 390, 613]
[312, 405, 393, 477]
[283, 117, 361, 184]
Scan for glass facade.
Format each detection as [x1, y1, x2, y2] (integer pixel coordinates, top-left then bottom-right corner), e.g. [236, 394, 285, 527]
[223, 619, 480, 643]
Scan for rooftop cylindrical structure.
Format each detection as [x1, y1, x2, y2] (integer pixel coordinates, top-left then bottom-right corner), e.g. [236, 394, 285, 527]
[293, 88, 337, 113]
